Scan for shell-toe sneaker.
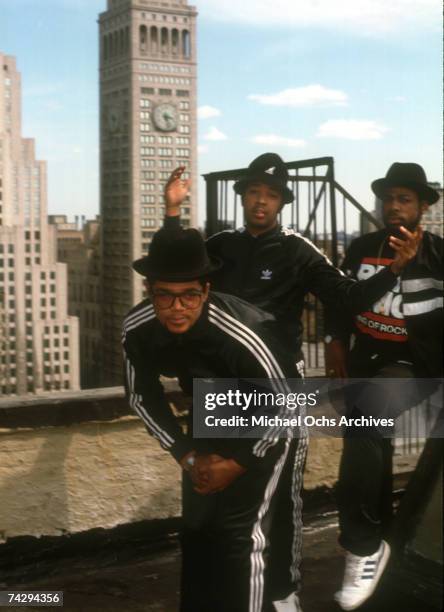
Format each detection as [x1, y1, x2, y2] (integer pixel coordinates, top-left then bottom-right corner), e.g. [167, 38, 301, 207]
[334, 540, 391, 610]
[273, 591, 303, 612]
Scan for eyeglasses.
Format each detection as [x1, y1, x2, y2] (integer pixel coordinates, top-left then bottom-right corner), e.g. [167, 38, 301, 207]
[151, 290, 204, 310]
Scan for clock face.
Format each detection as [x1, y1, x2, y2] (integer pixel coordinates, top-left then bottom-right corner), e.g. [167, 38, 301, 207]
[153, 103, 177, 132]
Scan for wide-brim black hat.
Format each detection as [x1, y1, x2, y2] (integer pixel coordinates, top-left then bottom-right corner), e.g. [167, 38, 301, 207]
[371, 162, 440, 204]
[133, 227, 222, 280]
[233, 152, 294, 204]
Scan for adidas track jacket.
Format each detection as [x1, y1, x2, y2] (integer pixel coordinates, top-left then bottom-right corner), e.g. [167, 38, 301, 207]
[165, 216, 400, 360]
[122, 291, 300, 467]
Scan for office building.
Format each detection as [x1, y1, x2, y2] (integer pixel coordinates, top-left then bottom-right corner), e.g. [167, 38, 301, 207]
[99, 0, 198, 385]
[0, 53, 79, 395]
[50, 215, 102, 389]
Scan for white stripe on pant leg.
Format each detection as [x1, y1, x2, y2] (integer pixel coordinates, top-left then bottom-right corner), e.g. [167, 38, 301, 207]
[251, 448, 288, 612]
[290, 436, 308, 584]
[249, 440, 291, 612]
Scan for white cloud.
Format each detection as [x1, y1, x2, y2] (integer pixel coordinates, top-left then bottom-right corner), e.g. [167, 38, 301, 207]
[198, 105, 221, 119]
[194, 0, 439, 33]
[204, 127, 228, 141]
[249, 85, 348, 108]
[316, 119, 389, 140]
[252, 134, 306, 148]
[198, 144, 209, 154]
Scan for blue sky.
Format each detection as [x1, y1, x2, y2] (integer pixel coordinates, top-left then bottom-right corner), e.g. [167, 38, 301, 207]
[1, 0, 442, 224]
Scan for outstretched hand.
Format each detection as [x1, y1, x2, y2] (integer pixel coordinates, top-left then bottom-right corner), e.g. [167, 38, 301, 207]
[389, 226, 423, 275]
[164, 166, 190, 216]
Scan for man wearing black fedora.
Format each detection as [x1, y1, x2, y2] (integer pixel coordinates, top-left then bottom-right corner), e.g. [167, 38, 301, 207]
[123, 224, 307, 612]
[163, 154, 424, 610]
[324, 162, 443, 610]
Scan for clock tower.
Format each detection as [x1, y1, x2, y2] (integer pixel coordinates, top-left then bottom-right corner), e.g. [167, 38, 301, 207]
[99, 0, 198, 385]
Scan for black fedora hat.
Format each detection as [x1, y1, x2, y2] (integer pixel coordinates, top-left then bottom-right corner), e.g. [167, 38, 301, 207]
[233, 152, 294, 204]
[371, 162, 440, 204]
[133, 227, 222, 280]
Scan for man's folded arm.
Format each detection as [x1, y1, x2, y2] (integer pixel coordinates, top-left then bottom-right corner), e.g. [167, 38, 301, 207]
[123, 338, 193, 463]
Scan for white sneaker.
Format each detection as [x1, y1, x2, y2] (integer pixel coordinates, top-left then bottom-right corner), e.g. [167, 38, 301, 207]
[273, 591, 303, 611]
[334, 540, 391, 610]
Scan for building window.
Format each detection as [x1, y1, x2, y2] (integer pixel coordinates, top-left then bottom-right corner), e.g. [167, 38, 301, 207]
[159, 159, 173, 168]
[141, 134, 155, 143]
[176, 148, 190, 158]
[161, 27, 169, 53]
[140, 25, 148, 52]
[141, 147, 156, 155]
[172, 28, 179, 54]
[182, 30, 191, 58]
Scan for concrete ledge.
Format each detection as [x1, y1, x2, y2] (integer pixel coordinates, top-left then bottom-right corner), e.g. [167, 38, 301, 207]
[0, 383, 184, 429]
[0, 388, 416, 546]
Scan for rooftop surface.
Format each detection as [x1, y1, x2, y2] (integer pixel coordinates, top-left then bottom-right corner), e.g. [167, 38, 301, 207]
[1, 508, 438, 612]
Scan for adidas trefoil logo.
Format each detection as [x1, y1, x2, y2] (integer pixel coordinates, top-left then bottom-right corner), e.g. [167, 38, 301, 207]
[261, 269, 273, 280]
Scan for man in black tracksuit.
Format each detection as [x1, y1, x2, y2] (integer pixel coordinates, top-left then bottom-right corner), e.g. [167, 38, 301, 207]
[123, 225, 304, 612]
[163, 154, 423, 610]
[324, 163, 443, 611]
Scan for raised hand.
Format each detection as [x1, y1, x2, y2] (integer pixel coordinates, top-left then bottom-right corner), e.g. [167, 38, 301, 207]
[164, 166, 190, 216]
[389, 226, 423, 275]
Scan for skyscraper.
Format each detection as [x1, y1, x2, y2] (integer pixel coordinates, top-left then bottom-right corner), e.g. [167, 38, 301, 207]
[49, 215, 102, 389]
[0, 53, 80, 395]
[99, 0, 198, 385]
